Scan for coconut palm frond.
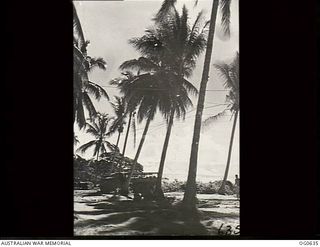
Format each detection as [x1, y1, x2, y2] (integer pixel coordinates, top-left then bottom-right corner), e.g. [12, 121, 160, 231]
[77, 113, 115, 159]
[115, 4, 208, 146]
[90, 120, 102, 136]
[73, 3, 85, 51]
[202, 53, 239, 129]
[184, 13, 208, 77]
[84, 81, 109, 101]
[119, 57, 159, 72]
[74, 63, 107, 127]
[109, 77, 124, 87]
[230, 52, 239, 90]
[179, 5, 189, 45]
[175, 94, 193, 120]
[214, 52, 239, 112]
[75, 96, 86, 130]
[181, 78, 198, 96]
[122, 71, 136, 79]
[185, 34, 207, 71]
[77, 140, 97, 154]
[128, 33, 167, 62]
[201, 20, 211, 35]
[111, 96, 126, 116]
[154, 0, 177, 23]
[202, 109, 229, 130]
[108, 116, 124, 136]
[73, 3, 108, 130]
[82, 92, 97, 119]
[220, 0, 232, 37]
[89, 57, 107, 71]
[189, 10, 204, 42]
[73, 46, 86, 67]
[108, 96, 127, 136]
[109, 71, 137, 89]
[105, 141, 119, 152]
[85, 122, 99, 137]
[213, 63, 235, 90]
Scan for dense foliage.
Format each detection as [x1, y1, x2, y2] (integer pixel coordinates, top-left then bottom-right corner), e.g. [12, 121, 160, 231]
[162, 179, 235, 194]
[74, 154, 143, 186]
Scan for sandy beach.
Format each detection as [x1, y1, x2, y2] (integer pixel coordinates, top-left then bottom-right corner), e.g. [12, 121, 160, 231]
[74, 190, 239, 236]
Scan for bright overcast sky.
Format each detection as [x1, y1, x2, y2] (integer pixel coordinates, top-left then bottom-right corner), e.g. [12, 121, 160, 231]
[74, 0, 239, 182]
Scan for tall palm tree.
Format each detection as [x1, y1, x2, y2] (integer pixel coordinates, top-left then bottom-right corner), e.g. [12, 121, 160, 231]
[117, 5, 207, 197]
[203, 52, 239, 194]
[105, 96, 128, 174]
[182, 0, 232, 211]
[152, 6, 209, 199]
[74, 53, 109, 128]
[110, 71, 138, 156]
[122, 110, 136, 156]
[73, 3, 109, 129]
[114, 67, 195, 195]
[109, 96, 127, 148]
[77, 113, 116, 160]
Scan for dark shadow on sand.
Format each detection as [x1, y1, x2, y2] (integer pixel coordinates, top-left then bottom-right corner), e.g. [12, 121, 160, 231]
[75, 199, 208, 236]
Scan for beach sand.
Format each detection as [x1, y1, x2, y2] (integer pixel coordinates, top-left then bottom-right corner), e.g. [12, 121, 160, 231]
[74, 189, 239, 236]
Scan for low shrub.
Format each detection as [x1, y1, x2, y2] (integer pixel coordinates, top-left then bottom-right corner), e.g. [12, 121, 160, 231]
[161, 179, 235, 194]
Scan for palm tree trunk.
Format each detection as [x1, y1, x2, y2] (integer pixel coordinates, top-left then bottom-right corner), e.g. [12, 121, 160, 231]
[182, 0, 220, 211]
[121, 116, 152, 195]
[109, 150, 117, 175]
[96, 149, 99, 161]
[117, 112, 132, 174]
[122, 112, 132, 156]
[155, 109, 175, 199]
[109, 133, 121, 176]
[110, 132, 121, 175]
[116, 131, 121, 148]
[218, 110, 239, 194]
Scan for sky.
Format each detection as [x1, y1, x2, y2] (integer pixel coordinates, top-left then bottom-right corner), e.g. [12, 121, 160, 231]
[74, 0, 239, 182]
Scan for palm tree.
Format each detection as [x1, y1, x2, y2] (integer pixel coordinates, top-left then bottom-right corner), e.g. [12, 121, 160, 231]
[109, 96, 127, 148]
[77, 113, 116, 160]
[110, 71, 138, 156]
[150, 6, 209, 199]
[122, 110, 136, 156]
[182, 0, 232, 211]
[113, 67, 195, 195]
[117, 5, 207, 198]
[73, 3, 109, 129]
[105, 96, 129, 174]
[203, 52, 239, 194]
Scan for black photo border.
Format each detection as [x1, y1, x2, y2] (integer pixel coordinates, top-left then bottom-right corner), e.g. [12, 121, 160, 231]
[2, 0, 319, 239]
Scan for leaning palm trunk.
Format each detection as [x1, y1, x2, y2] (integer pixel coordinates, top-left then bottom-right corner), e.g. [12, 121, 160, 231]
[121, 116, 152, 195]
[96, 149, 100, 161]
[155, 109, 175, 199]
[116, 131, 121, 147]
[218, 109, 239, 194]
[118, 112, 132, 174]
[122, 112, 132, 156]
[182, 0, 220, 211]
[109, 133, 121, 175]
